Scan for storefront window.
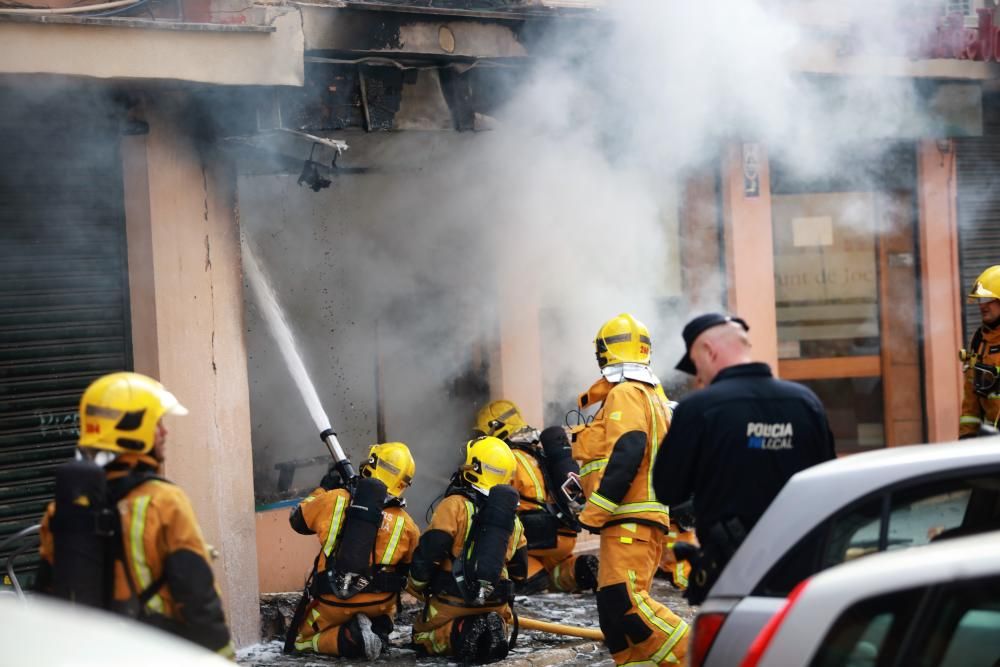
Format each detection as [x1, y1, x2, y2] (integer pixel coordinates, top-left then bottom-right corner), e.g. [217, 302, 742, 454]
[798, 378, 885, 453]
[772, 192, 880, 360]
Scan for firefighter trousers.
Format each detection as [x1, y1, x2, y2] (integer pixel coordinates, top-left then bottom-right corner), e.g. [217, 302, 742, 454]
[526, 532, 582, 592]
[412, 594, 512, 656]
[293, 593, 396, 655]
[597, 523, 690, 666]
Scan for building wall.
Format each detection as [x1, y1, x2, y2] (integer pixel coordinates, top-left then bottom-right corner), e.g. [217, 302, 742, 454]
[122, 93, 260, 645]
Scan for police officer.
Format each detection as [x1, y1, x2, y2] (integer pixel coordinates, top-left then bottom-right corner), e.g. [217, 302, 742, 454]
[652, 313, 835, 604]
[960, 266, 1000, 438]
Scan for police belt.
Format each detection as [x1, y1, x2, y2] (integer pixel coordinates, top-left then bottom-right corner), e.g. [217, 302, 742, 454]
[429, 570, 514, 605]
[310, 567, 407, 598]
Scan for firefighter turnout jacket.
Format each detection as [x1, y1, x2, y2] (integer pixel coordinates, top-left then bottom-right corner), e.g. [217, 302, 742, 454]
[572, 376, 689, 666]
[961, 324, 1000, 437]
[572, 377, 671, 533]
[408, 490, 527, 658]
[288, 486, 419, 655]
[37, 455, 234, 657]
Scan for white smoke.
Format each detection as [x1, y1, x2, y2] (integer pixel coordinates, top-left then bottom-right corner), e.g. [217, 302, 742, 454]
[240, 0, 954, 511]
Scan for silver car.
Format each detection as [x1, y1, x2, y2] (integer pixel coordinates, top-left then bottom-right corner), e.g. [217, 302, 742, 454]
[693, 438, 1000, 667]
[741, 530, 1000, 667]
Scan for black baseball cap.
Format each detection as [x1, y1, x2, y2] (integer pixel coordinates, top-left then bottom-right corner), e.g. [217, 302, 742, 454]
[675, 313, 750, 375]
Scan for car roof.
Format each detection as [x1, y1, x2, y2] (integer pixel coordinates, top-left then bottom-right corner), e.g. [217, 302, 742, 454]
[711, 437, 1000, 597]
[765, 531, 1000, 661]
[0, 595, 227, 666]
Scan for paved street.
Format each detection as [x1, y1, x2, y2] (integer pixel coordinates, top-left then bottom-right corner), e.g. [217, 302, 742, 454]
[238, 577, 696, 666]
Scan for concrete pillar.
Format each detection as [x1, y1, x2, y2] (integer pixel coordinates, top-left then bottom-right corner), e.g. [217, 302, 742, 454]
[720, 143, 779, 369]
[917, 139, 962, 443]
[121, 95, 260, 646]
[494, 280, 544, 427]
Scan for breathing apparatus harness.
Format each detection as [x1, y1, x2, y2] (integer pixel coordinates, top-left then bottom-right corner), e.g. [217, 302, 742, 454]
[48, 457, 172, 619]
[508, 428, 583, 551]
[423, 477, 521, 650]
[961, 326, 1000, 398]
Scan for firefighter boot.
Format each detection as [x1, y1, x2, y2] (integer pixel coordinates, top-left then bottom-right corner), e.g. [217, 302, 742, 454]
[574, 554, 599, 593]
[338, 614, 383, 660]
[452, 612, 509, 664]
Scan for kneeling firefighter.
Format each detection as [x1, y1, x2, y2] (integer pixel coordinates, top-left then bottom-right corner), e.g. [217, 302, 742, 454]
[35, 372, 234, 657]
[571, 314, 689, 666]
[474, 400, 598, 595]
[408, 436, 528, 664]
[286, 442, 420, 659]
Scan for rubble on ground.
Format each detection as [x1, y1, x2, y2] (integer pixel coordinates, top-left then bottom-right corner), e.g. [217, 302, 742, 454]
[239, 577, 696, 666]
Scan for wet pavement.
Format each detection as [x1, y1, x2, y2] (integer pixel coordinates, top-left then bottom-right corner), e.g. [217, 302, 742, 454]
[238, 577, 696, 666]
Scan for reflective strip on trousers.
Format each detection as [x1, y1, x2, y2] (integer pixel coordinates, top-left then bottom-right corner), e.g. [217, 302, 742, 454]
[961, 416, 983, 425]
[129, 495, 165, 614]
[323, 495, 348, 557]
[513, 450, 545, 503]
[580, 459, 608, 477]
[627, 570, 688, 663]
[381, 515, 406, 565]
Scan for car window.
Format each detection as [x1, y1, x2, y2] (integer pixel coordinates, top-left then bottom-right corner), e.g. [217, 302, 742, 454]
[809, 589, 922, 667]
[821, 498, 882, 569]
[823, 475, 1000, 570]
[756, 472, 1000, 598]
[910, 577, 1000, 667]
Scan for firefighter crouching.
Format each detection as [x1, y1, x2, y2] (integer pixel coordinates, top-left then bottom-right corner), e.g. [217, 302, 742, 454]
[408, 436, 528, 664]
[287, 442, 420, 659]
[571, 313, 690, 666]
[36, 372, 235, 657]
[474, 400, 598, 595]
[961, 265, 1000, 437]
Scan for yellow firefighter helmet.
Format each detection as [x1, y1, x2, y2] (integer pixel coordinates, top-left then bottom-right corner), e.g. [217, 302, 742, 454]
[595, 312, 652, 368]
[474, 400, 529, 440]
[969, 265, 1000, 302]
[78, 372, 188, 456]
[461, 436, 515, 495]
[360, 442, 415, 498]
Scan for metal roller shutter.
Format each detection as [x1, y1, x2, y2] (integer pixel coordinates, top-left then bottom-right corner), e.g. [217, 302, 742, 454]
[956, 138, 1000, 343]
[0, 114, 132, 589]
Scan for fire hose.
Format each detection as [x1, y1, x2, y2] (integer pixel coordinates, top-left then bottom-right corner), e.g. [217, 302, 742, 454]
[518, 616, 604, 641]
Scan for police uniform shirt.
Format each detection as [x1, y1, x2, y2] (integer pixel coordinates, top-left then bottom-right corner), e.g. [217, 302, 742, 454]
[652, 362, 836, 544]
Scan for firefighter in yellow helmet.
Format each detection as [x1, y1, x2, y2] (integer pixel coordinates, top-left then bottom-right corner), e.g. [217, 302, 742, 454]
[474, 400, 598, 595]
[36, 372, 235, 657]
[286, 442, 420, 658]
[408, 436, 528, 663]
[961, 266, 1000, 438]
[570, 314, 690, 665]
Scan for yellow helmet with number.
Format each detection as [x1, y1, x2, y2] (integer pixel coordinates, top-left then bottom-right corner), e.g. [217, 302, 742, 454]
[474, 400, 529, 441]
[595, 313, 652, 368]
[969, 265, 1000, 302]
[78, 372, 188, 456]
[461, 436, 515, 495]
[360, 442, 415, 498]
